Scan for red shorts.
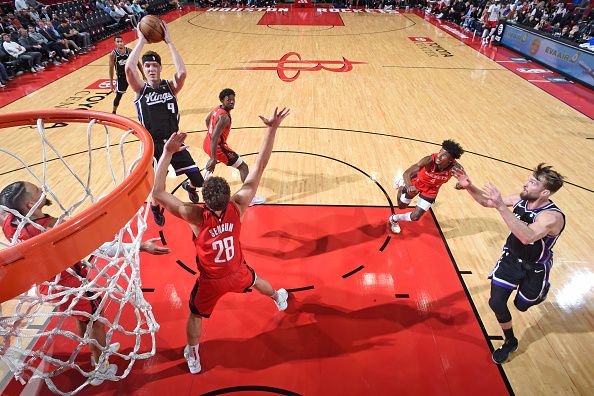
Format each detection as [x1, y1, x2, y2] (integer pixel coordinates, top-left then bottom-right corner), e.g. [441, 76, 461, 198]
[203, 138, 241, 167]
[189, 263, 256, 318]
[485, 20, 497, 29]
[39, 272, 101, 322]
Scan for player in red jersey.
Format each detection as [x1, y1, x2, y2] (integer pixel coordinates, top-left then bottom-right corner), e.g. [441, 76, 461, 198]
[388, 139, 464, 234]
[203, 88, 266, 206]
[0, 181, 169, 385]
[154, 107, 291, 374]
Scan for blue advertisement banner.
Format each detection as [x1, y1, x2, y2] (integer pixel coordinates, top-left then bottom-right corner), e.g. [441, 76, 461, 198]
[500, 23, 594, 89]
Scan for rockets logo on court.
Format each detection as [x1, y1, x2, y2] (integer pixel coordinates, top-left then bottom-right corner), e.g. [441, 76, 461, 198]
[86, 79, 116, 89]
[225, 52, 366, 83]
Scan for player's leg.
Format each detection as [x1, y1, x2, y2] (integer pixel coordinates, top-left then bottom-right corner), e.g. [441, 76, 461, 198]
[151, 143, 166, 226]
[237, 162, 249, 183]
[514, 261, 551, 311]
[389, 194, 432, 234]
[241, 264, 288, 311]
[488, 253, 523, 364]
[185, 279, 220, 374]
[112, 78, 127, 114]
[171, 149, 204, 204]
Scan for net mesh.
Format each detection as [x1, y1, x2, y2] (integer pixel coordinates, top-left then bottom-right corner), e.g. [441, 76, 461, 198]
[0, 116, 158, 395]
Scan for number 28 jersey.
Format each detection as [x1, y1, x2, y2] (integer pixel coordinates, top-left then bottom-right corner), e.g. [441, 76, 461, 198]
[194, 202, 244, 279]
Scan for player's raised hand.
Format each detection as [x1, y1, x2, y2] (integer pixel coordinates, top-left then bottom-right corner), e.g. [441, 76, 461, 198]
[482, 183, 505, 209]
[136, 23, 147, 43]
[161, 21, 172, 44]
[259, 107, 290, 128]
[140, 238, 171, 255]
[452, 166, 470, 189]
[164, 132, 188, 154]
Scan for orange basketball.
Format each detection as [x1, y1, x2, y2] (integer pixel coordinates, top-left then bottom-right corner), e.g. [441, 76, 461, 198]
[139, 15, 164, 44]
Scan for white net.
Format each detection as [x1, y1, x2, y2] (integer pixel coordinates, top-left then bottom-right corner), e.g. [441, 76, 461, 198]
[0, 115, 158, 395]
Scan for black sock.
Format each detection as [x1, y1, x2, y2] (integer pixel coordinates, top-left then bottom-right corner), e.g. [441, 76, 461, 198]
[503, 328, 516, 342]
[151, 204, 160, 211]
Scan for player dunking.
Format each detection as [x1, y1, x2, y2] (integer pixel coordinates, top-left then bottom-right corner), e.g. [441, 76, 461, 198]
[125, 22, 204, 226]
[153, 107, 290, 374]
[455, 164, 565, 364]
[109, 36, 144, 114]
[388, 140, 464, 233]
[203, 89, 266, 206]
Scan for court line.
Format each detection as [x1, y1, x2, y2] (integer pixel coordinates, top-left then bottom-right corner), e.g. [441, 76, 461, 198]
[429, 208, 515, 396]
[186, 8, 417, 36]
[201, 385, 302, 396]
[3, 125, 592, 193]
[383, 65, 503, 70]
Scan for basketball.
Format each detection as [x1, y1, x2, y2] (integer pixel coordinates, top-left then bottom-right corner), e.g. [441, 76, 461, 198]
[139, 15, 164, 43]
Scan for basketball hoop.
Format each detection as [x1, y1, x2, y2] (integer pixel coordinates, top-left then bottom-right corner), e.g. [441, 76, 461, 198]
[0, 110, 158, 394]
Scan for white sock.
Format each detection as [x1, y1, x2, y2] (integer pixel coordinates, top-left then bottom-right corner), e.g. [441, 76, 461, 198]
[392, 213, 412, 222]
[188, 344, 199, 359]
[271, 291, 279, 301]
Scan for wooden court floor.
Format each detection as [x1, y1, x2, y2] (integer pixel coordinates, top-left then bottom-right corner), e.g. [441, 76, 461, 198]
[1, 8, 593, 395]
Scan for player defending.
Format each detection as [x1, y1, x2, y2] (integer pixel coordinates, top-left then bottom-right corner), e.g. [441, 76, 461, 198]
[153, 107, 291, 374]
[388, 140, 464, 233]
[203, 89, 265, 205]
[454, 164, 565, 364]
[125, 22, 204, 227]
[109, 36, 144, 114]
[0, 182, 169, 385]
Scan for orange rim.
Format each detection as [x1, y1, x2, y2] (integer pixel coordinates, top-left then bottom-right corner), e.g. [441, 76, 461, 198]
[0, 110, 154, 303]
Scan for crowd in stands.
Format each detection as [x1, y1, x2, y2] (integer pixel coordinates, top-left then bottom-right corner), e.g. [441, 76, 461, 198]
[426, 0, 593, 47]
[0, 0, 176, 88]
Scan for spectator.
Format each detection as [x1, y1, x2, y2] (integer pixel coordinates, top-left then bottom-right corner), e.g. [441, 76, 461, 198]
[2, 32, 44, 73]
[24, 26, 62, 65]
[0, 62, 9, 87]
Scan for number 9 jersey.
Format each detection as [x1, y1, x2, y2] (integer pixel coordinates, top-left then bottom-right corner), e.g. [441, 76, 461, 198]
[134, 79, 180, 141]
[193, 201, 245, 279]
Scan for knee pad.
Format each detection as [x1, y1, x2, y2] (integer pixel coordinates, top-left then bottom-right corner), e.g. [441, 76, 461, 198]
[488, 296, 512, 323]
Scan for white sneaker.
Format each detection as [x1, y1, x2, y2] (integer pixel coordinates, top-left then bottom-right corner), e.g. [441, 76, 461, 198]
[183, 345, 201, 374]
[274, 288, 288, 311]
[91, 342, 121, 368]
[249, 196, 266, 206]
[389, 215, 401, 234]
[90, 363, 117, 386]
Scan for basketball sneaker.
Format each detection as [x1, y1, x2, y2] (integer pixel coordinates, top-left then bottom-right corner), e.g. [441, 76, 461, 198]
[273, 288, 288, 311]
[183, 345, 201, 374]
[90, 362, 118, 386]
[492, 338, 518, 364]
[182, 180, 200, 204]
[91, 342, 120, 368]
[151, 204, 165, 227]
[389, 215, 401, 234]
[249, 196, 266, 206]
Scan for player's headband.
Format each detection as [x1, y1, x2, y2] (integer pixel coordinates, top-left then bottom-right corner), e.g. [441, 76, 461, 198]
[142, 53, 161, 65]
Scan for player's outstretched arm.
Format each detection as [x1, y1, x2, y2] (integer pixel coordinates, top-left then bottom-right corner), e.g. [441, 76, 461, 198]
[232, 107, 290, 214]
[162, 22, 186, 95]
[483, 183, 563, 244]
[452, 167, 519, 207]
[402, 155, 432, 194]
[125, 25, 147, 94]
[153, 133, 202, 225]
